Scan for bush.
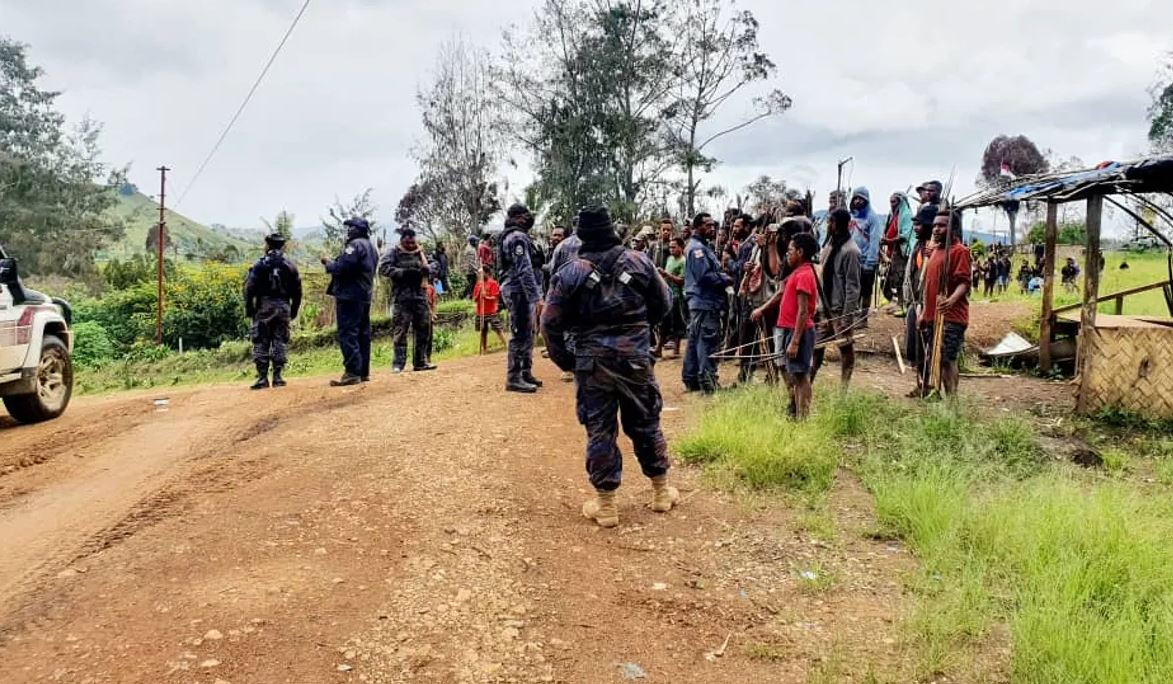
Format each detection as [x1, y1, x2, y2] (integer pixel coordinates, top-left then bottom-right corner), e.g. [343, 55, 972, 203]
[71, 321, 116, 368]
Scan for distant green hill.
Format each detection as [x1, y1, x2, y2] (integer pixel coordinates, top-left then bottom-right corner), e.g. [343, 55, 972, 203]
[97, 189, 255, 262]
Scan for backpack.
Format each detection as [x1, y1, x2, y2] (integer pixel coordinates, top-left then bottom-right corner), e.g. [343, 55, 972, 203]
[257, 252, 288, 299]
[576, 246, 650, 325]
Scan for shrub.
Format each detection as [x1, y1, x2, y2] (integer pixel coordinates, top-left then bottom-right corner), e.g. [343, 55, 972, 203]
[71, 321, 116, 368]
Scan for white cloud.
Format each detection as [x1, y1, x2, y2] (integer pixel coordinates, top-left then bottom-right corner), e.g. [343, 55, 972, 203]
[2, 0, 1170, 237]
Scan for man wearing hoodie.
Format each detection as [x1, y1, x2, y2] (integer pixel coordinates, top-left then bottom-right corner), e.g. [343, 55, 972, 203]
[849, 187, 883, 325]
[541, 206, 677, 528]
[499, 204, 544, 393]
[881, 192, 915, 307]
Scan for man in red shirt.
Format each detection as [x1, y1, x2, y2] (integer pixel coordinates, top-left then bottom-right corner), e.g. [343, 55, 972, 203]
[472, 264, 507, 353]
[477, 236, 496, 275]
[774, 233, 820, 420]
[919, 210, 971, 396]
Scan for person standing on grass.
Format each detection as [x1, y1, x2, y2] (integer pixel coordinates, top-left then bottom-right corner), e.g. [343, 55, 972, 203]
[541, 206, 676, 529]
[775, 233, 820, 420]
[379, 227, 437, 374]
[473, 264, 507, 353]
[881, 192, 914, 308]
[683, 212, 732, 394]
[322, 218, 377, 386]
[461, 235, 480, 299]
[848, 188, 883, 325]
[655, 237, 688, 359]
[244, 232, 302, 390]
[811, 208, 861, 389]
[920, 210, 971, 397]
[478, 236, 496, 276]
[903, 205, 937, 397]
[433, 243, 451, 294]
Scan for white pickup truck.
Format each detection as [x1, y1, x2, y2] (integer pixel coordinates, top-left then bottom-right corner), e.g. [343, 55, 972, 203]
[0, 244, 74, 424]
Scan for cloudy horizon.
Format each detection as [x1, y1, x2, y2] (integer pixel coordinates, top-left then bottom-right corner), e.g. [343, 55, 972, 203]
[4, 0, 1170, 238]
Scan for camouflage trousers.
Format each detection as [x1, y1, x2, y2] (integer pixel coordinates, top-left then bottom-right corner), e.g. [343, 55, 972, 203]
[574, 356, 669, 492]
[392, 297, 432, 370]
[252, 298, 292, 368]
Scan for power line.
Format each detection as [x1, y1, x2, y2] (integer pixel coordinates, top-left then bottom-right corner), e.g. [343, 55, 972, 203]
[176, 0, 312, 207]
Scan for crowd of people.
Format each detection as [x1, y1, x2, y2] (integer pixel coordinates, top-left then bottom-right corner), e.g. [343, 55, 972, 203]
[239, 187, 975, 527]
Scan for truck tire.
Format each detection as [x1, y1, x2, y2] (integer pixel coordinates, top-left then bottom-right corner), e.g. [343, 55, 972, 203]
[3, 334, 73, 424]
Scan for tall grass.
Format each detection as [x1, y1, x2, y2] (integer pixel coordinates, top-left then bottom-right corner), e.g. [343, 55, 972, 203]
[680, 384, 1173, 681]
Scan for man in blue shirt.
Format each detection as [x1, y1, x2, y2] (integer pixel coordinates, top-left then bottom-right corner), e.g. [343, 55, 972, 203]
[849, 187, 883, 326]
[499, 204, 544, 393]
[683, 212, 732, 394]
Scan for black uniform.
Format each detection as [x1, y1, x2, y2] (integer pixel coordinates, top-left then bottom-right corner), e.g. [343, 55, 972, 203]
[378, 245, 432, 371]
[499, 206, 544, 390]
[542, 209, 673, 492]
[244, 249, 302, 377]
[326, 223, 378, 381]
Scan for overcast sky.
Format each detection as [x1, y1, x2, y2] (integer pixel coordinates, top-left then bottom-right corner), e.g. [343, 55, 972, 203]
[4, 0, 1170, 238]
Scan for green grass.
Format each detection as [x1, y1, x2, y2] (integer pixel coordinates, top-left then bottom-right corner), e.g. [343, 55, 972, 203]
[681, 384, 1173, 681]
[978, 251, 1171, 317]
[74, 323, 492, 395]
[100, 190, 255, 261]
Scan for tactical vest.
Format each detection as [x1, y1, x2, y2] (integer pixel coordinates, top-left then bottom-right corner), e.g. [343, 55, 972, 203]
[574, 246, 651, 330]
[255, 252, 291, 299]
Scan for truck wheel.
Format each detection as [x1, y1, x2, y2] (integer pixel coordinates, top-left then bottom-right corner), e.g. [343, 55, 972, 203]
[3, 334, 73, 424]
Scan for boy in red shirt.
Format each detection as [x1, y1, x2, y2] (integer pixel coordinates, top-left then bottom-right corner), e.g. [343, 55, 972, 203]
[774, 233, 820, 420]
[919, 210, 971, 397]
[472, 265, 507, 353]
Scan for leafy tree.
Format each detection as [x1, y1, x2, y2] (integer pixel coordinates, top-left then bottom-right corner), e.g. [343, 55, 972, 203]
[743, 175, 800, 216]
[261, 210, 295, 241]
[409, 39, 504, 243]
[663, 0, 791, 216]
[979, 134, 1049, 246]
[0, 37, 125, 277]
[1149, 53, 1173, 153]
[322, 189, 376, 252]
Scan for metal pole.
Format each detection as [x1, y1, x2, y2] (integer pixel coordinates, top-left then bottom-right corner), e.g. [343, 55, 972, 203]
[156, 166, 169, 346]
[836, 157, 853, 208]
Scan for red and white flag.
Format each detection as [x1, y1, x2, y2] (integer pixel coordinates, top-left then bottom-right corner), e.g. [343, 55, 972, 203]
[999, 162, 1016, 180]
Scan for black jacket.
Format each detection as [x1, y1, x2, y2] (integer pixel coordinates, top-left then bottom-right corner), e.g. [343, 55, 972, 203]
[244, 250, 303, 317]
[326, 230, 377, 303]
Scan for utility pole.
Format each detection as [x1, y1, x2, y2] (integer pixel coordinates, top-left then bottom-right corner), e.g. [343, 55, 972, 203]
[835, 157, 853, 208]
[156, 166, 169, 346]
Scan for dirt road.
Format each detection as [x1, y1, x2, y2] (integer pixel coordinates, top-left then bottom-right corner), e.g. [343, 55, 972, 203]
[0, 353, 913, 683]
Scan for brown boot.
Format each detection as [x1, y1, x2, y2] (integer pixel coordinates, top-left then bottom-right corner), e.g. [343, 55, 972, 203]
[650, 475, 679, 513]
[582, 489, 619, 528]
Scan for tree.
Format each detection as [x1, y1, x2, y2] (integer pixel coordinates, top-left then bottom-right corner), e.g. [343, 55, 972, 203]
[321, 189, 376, 252]
[663, 0, 791, 216]
[1149, 53, 1173, 153]
[497, 0, 680, 223]
[979, 134, 1049, 246]
[261, 210, 295, 241]
[0, 37, 125, 276]
[743, 175, 799, 216]
[411, 39, 505, 244]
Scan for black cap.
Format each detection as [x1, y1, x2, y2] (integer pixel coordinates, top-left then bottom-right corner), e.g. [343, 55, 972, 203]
[397, 227, 416, 238]
[343, 217, 371, 233]
[264, 232, 287, 247]
[914, 204, 939, 226]
[506, 203, 530, 218]
[916, 180, 943, 193]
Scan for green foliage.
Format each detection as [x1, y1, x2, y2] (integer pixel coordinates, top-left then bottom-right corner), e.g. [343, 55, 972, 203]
[0, 37, 125, 278]
[1149, 54, 1173, 153]
[70, 321, 116, 368]
[1026, 220, 1087, 245]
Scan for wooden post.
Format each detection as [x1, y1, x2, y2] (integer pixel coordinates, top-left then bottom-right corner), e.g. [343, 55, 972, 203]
[1076, 194, 1103, 413]
[1114, 295, 1124, 315]
[1039, 202, 1059, 373]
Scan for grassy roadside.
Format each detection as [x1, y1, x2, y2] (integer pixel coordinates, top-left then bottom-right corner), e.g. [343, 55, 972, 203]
[74, 323, 495, 396]
[677, 386, 1173, 682]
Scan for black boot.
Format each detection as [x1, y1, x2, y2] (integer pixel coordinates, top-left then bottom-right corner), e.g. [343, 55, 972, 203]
[330, 373, 362, 387]
[521, 371, 543, 388]
[506, 373, 538, 393]
[250, 362, 270, 390]
[271, 365, 287, 387]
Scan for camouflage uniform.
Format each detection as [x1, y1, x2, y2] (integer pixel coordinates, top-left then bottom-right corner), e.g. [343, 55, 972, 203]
[499, 223, 543, 389]
[378, 245, 432, 371]
[542, 244, 673, 491]
[244, 249, 302, 382]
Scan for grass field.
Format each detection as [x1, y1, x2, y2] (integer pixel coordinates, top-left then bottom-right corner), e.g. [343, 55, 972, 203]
[677, 387, 1173, 682]
[976, 250, 1171, 317]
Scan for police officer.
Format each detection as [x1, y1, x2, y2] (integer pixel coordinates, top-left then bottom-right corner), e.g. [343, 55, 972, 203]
[498, 204, 544, 393]
[378, 227, 437, 374]
[322, 217, 377, 387]
[244, 233, 303, 390]
[542, 207, 677, 528]
[683, 212, 732, 393]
